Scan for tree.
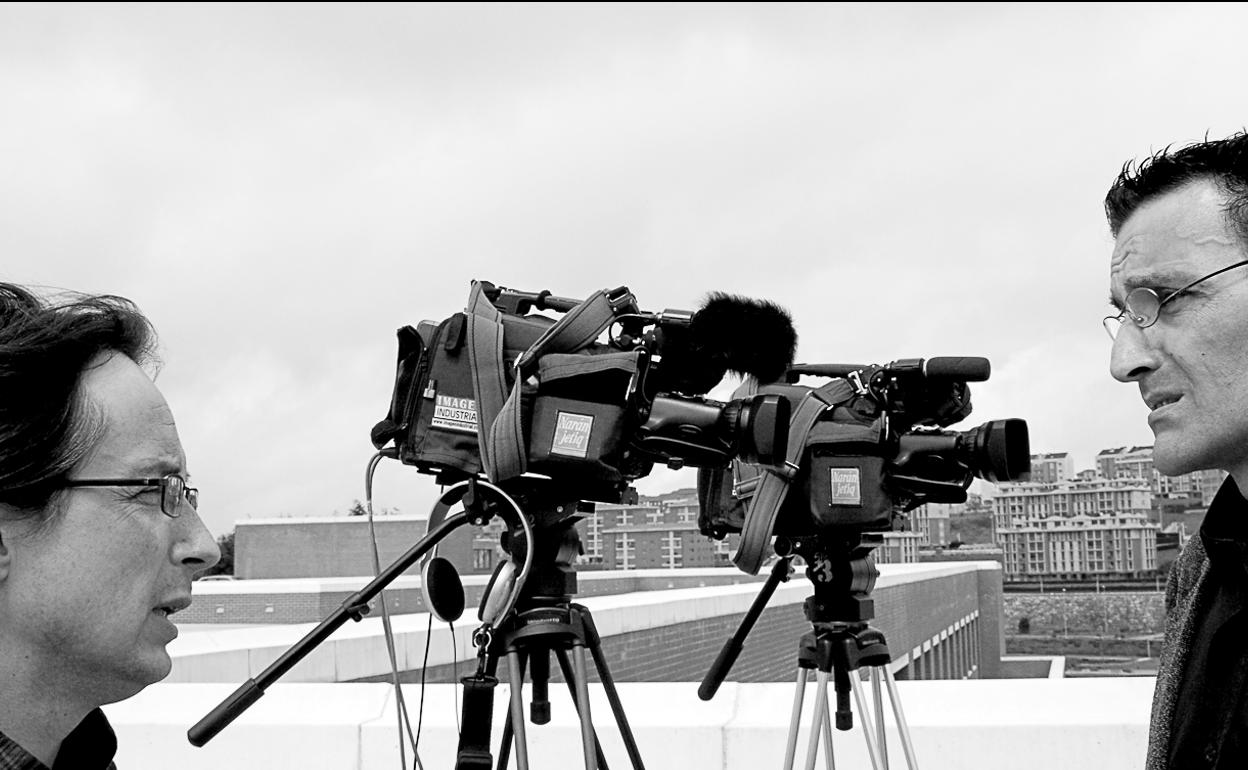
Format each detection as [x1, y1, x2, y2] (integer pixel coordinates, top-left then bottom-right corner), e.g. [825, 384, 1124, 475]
[199, 529, 234, 577]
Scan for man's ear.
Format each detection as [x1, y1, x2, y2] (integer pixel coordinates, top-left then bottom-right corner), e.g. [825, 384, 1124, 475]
[0, 527, 11, 583]
[0, 504, 22, 583]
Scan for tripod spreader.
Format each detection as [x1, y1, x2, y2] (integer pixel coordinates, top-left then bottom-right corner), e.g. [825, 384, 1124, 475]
[799, 624, 890, 730]
[698, 557, 793, 700]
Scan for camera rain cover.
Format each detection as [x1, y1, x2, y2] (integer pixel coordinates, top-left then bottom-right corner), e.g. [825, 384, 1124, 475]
[698, 377, 892, 574]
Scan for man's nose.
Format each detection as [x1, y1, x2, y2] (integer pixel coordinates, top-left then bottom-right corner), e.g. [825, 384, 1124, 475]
[1110, 322, 1161, 383]
[173, 509, 222, 573]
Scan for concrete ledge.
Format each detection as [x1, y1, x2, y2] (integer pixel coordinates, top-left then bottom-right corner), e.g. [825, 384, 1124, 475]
[106, 678, 1151, 770]
[170, 562, 1003, 684]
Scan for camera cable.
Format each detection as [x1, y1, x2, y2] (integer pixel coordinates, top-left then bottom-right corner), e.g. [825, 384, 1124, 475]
[365, 452, 425, 770]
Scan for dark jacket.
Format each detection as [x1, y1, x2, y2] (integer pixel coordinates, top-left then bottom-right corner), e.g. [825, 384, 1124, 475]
[1148, 531, 1212, 769]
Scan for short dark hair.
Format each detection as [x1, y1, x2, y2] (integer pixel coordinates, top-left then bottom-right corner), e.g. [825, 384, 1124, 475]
[1105, 131, 1248, 246]
[0, 283, 158, 517]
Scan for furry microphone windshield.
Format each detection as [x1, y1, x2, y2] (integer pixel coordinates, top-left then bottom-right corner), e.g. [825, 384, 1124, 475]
[655, 292, 798, 395]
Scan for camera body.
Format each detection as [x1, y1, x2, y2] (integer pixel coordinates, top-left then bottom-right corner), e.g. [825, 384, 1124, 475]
[697, 357, 1030, 574]
[371, 281, 793, 504]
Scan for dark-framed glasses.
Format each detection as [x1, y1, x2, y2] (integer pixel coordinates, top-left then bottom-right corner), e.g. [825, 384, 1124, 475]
[1104, 258, 1248, 340]
[61, 473, 198, 518]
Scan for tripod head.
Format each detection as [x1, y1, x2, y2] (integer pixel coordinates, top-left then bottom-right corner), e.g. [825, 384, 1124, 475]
[461, 477, 595, 626]
[698, 532, 889, 701]
[776, 532, 883, 627]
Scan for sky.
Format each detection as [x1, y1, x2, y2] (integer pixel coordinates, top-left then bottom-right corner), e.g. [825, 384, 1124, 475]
[4, 3, 1248, 538]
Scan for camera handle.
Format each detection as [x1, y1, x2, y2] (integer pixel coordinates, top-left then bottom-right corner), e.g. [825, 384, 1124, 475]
[188, 477, 534, 747]
[697, 556, 795, 700]
[186, 508, 472, 745]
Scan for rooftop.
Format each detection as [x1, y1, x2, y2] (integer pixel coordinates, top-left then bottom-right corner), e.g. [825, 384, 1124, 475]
[105, 562, 1149, 768]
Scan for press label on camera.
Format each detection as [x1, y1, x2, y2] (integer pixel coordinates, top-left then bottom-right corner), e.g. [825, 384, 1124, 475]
[432, 394, 478, 434]
[551, 412, 594, 458]
[829, 468, 862, 505]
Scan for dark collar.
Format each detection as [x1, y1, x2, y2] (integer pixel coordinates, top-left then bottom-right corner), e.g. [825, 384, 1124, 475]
[1200, 478, 1248, 580]
[51, 709, 116, 770]
[0, 709, 115, 770]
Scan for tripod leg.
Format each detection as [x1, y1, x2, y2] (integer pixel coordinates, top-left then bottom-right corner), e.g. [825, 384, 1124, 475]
[821, 698, 836, 770]
[554, 648, 609, 770]
[496, 651, 532, 770]
[804, 670, 830, 770]
[783, 668, 810, 770]
[882, 667, 919, 770]
[848, 672, 883, 770]
[498, 710, 514, 770]
[571, 644, 600, 770]
[506, 651, 531, 770]
[581, 610, 646, 770]
[870, 668, 888, 768]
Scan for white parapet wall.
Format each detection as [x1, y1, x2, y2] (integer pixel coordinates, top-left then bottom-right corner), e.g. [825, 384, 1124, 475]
[169, 562, 998, 683]
[106, 678, 1153, 770]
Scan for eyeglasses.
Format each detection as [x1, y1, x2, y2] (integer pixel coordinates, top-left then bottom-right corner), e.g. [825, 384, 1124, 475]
[1103, 259, 1248, 340]
[61, 474, 199, 518]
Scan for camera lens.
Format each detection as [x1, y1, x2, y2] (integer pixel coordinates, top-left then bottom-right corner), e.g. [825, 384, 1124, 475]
[723, 394, 790, 466]
[962, 418, 1030, 482]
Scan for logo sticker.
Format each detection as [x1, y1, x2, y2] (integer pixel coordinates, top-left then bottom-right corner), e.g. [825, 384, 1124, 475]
[829, 468, 862, 505]
[550, 411, 594, 458]
[431, 394, 478, 434]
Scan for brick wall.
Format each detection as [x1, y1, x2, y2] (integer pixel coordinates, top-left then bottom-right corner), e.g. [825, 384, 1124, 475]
[180, 569, 775, 624]
[355, 566, 999, 685]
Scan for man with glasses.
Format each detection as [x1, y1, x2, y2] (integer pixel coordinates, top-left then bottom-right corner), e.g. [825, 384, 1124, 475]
[0, 283, 220, 769]
[1105, 133, 1248, 770]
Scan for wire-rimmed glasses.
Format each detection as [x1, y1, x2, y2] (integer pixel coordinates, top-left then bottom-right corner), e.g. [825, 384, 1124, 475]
[1103, 259, 1248, 339]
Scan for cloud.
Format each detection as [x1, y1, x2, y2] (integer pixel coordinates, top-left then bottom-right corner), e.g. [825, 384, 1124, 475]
[3, 4, 1246, 535]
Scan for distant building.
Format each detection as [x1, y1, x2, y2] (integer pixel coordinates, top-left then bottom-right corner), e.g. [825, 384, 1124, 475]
[1096, 445, 1226, 505]
[996, 513, 1157, 581]
[992, 475, 1159, 581]
[1097, 446, 1155, 482]
[909, 502, 954, 546]
[586, 492, 740, 570]
[591, 490, 923, 569]
[1030, 452, 1073, 484]
[875, 531, 923, 564]
[992, 476, 1152, 531]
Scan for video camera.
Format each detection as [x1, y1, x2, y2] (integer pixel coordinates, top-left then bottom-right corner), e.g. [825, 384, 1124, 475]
[697, 356, 1030, 574]
[370, 280, 798, 505]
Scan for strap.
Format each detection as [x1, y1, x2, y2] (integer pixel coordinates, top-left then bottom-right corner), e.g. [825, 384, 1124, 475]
[466, 283, 510, 478]
[537, 351, 640, 382]
[469, 284, 621, 482]
[731, 378, 857, 574]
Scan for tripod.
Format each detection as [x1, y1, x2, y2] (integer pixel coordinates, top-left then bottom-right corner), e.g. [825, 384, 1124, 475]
[698, 537, 921, 770]
[456, 514, 646, 770]
[782, 549, 919, 770]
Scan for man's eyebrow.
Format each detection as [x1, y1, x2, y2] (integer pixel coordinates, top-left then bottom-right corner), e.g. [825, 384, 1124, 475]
[1121, 268, 1196, 292]
[131, 458, 185, 477]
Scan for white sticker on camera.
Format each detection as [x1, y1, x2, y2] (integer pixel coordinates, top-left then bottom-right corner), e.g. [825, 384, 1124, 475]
[551, 411, 594, 458]
[829, 468, 861, 505]
[431, 394, 478, 434]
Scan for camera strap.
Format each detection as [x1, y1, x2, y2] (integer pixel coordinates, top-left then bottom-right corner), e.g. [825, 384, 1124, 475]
[732, 378, 856, 574]
[466, 282, 622, 482]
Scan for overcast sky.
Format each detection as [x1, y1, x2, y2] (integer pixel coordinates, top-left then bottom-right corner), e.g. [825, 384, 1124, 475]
[4, 3, 1247, 537]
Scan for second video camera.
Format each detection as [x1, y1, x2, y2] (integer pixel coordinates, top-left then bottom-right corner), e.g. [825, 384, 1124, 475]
[698, 357, 1030, 573]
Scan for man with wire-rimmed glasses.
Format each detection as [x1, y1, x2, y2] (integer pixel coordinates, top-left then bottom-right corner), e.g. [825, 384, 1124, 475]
[1105, 133, 1248, 770]
[0, 283, 220, 769]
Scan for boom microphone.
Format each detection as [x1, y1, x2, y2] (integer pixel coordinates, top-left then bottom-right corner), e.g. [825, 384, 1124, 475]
[654, 293, 798, 395]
